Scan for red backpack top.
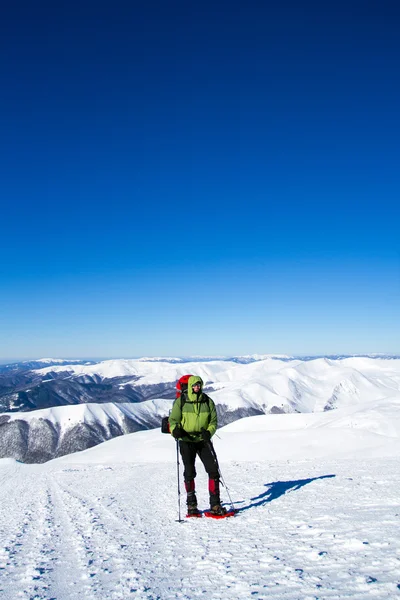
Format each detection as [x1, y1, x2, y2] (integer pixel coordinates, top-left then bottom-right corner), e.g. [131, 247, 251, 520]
[176, 374, 193, 399]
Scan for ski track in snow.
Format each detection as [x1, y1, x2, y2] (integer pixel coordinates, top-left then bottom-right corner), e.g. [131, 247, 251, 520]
[1, 460, 400, 600]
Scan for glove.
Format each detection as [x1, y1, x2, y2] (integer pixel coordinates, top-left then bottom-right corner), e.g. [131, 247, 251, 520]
[172, 425, 186, 439]
[201, 428, 211, 442]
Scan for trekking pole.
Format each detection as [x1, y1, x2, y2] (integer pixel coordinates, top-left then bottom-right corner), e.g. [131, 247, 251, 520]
[206, 437, 236, 513]
[175, 439, 184, 523]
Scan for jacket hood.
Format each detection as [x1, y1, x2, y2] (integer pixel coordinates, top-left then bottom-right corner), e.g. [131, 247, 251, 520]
[187, 375, 204, 402]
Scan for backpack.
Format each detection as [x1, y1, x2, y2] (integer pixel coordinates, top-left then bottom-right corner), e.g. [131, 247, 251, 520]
[161, 375, 193, 434]
[161, 374, 210, 434]
[175, 374, 192, 399]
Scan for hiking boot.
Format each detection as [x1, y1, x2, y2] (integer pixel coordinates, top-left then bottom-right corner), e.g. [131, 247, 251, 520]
[187, 503, 201, 516]
[210, 504, 227, 516]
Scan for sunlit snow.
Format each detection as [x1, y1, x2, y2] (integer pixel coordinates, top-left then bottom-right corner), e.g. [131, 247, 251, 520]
[1, 357, 400, 599]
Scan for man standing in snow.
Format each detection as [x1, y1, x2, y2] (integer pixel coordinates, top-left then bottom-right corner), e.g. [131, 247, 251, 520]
[169, 375, 226, 516]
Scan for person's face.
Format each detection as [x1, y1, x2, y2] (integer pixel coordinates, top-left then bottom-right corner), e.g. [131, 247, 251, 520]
[192, 383, 201, 393]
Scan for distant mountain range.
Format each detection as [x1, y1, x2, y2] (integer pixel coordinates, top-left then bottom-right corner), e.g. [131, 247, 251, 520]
[1, 355, 399, 463]
[1, 353, 399, 372]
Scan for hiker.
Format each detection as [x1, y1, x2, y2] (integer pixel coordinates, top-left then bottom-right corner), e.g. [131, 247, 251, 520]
[169, 375, 226, 516]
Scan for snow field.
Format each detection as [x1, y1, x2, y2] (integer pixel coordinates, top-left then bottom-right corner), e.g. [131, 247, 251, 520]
[1, 457, 399, 600]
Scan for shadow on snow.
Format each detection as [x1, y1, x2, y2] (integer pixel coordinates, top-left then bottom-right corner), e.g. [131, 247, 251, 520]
[234, 474, 336, 513]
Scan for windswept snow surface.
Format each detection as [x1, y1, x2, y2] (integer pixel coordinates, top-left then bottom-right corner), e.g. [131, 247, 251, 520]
[1, 402, 400, 600]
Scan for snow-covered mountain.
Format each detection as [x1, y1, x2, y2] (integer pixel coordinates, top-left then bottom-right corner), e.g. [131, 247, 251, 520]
[1, 354, 399, 414]
[0, 358, 96, 373]
[32, 355, 400, 415]
[0, 401, 164, 463]
[51, 392, 400, 464]
[0, 356, 399, 463]
[1, 394, 399, 599]
[0, 398, 263, 464]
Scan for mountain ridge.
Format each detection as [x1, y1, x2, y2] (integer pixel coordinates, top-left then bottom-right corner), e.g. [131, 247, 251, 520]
[1, 356, 399, 463]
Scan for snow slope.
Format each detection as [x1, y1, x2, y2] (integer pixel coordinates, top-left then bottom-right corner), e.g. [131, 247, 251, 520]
[3, 399, 171, 434]
[35, 356, 400, 414]
[1, 395, 400, 600]
[51, 393, 400, 465]
[0, 399, 174, 463]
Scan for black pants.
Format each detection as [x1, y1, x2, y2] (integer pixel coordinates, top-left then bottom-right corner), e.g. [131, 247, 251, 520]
[179, 440, 219, 482]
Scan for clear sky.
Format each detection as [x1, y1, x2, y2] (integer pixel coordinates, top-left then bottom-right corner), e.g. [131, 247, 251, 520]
[0, 0, 399, 359]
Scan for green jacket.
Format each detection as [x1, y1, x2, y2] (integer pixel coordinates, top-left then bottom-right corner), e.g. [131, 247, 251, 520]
[169, 375, 218, 442]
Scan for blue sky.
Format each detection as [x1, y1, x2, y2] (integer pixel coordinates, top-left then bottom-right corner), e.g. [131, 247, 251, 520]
[0, 1, 399, 358]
